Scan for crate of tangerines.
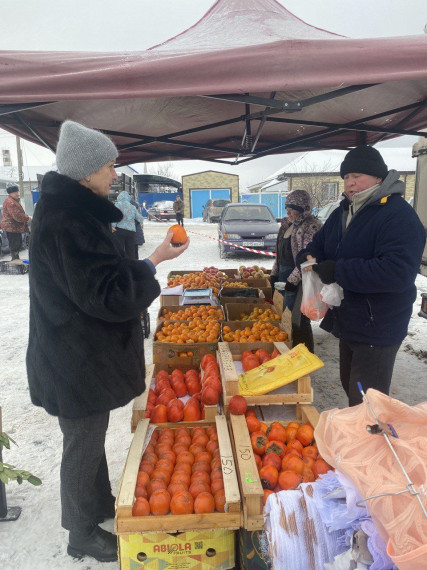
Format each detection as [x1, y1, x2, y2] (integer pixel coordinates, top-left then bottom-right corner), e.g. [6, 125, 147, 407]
[115, 415, 241, 534]
[228, 396, 333, 530]
[132, 354, 224, 432]
[157, 304, 225, 326]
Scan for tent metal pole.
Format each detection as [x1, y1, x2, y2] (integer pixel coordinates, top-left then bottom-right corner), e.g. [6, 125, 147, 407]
[13, 114, 55, 152]
[0, 102, 55, 117]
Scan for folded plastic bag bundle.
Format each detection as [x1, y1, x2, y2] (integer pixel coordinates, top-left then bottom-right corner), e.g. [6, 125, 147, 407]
[238, 343, 324, 396]
[314, 389, 427, 570]
[300, 261, 329, 320]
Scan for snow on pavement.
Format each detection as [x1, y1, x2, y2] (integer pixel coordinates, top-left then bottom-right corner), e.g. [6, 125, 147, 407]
[0, 220, 426, 569]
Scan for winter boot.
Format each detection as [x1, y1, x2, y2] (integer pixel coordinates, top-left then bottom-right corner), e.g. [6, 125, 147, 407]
[67, 525, 118, 562]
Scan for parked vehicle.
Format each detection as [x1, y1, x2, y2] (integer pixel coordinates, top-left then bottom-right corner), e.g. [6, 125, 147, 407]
[316, 200, 341, 224]
[146, 200, 175, 221]
[0, 205, 30, 256]
[202, 198, 231, 223]
[218, 203, 279, 258]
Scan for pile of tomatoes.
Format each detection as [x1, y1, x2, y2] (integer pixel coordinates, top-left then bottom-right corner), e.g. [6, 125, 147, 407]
[146, 354, 223, 423]
[243, 410, 333, 505]
[133, 425, 226, 517]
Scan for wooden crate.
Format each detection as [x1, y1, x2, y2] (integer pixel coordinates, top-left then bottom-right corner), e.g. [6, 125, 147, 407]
[132, 364, 219, 432]
[229, 405, 320, 530]
[218, 342, 313, 408]
[116, 416, 242, 533]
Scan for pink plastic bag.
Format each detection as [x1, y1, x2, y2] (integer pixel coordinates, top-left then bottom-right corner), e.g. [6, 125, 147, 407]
[314, 390, 427, 570]
[300, 261, 328, 321]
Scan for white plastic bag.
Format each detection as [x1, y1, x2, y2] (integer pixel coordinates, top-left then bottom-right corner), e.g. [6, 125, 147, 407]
[300, 261, 329, 321]
[321, 283, 344, 307]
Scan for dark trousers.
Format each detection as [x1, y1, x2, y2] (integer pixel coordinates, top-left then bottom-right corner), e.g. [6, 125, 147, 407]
[292, 314, 314, 353]
[58, 412, 112, 532]
[6, 232, 22, 259]
[175, 213, 184, 226]
[339, 339, 401, 406]
[114, 228, 137, 259]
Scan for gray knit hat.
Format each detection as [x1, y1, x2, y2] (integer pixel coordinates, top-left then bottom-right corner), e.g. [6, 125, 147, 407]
[56, 120, 118, 181]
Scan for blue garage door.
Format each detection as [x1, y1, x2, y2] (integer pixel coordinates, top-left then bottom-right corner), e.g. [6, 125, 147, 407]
[281, 195, 287, 218]
[190, 188, 231, 218]
[261, 193, 279, 218]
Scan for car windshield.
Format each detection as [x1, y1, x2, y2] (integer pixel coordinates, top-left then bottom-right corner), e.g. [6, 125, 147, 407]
[212, 200, 230, 207]
[223, 206, 274, 222]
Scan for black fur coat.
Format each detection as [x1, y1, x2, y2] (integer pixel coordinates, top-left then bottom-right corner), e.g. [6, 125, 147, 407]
[26, 172, 160, 418]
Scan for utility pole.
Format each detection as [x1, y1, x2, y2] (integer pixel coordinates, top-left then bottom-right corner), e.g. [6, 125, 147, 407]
[15, 136, 24, 201]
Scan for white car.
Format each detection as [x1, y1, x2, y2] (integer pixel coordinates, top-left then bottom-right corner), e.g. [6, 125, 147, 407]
[317, 201, 341, 224]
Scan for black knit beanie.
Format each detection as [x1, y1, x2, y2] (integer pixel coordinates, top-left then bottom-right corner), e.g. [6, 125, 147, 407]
[340, 146, 388, 180]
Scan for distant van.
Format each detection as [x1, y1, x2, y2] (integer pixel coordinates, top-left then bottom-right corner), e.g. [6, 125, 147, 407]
[202, 199, 231, 223]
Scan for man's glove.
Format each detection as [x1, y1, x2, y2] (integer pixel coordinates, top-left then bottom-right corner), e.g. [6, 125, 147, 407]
[312, 260, 336, 285]
[284, 281, 298, 292]
[270, 275, 278, 288]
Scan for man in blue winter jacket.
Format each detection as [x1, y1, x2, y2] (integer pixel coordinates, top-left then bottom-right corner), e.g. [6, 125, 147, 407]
[301, 145, 425, 406]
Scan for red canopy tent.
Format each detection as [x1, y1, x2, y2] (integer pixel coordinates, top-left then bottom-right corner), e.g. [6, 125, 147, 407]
[1, 0, 427, 165]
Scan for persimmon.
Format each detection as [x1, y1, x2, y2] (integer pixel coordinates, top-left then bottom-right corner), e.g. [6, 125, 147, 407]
[192, 462, 210, 474]
[210, 467, 223, 482]
[172, 463, 192, 477]
[210, 456, 221, 470]
[173, 443, 189, 455]
[187, 380, 202, 396]
[296, 424, 314, 447]
[285, 426, 298, 443]
[136, 471, 150, 487]
[278, 470, 302, 491]
[169, 224, 188, 247]
[171, 368, 185, 381]
[283, 455, 304, 475]
[201, 354, 216, 369]
[263, 490, 274, 506]
[242, 354, 260, 372]
[139, 462, 155, 476]
[246, 415, 261, 434]
[189, 443, 205, 456]
[173, 381, 188, 398]
[162, 450, 177, 465]
[206, 440, 219, 456]
[259, 465, 279, 490]
[154, 379, 171, 396]
[194, 491, 215, 514]
[201, 386, 220, 405]
[265, 440, 286, 458]
[287, 421, 300, 430]
[195, 451, 212, 464]
[302, 456, 315, 470]
[175, 433, 192, 447]
[149, 489, 171, 515]
[270, 348, 281, 358]
[170, 490, 194, 515]
[135, 484, 148, 499]
[245, 409, 257, 418]
[189, 481, 211, 499]
[155, 370, 169, 382]
[190, 471, 210, 485]
[206, 426, 217, 438]
[192, 433, 209, 447]
[183, 399, 201, 421]
[211, 478, 224, 495]
[176, 451, 195, 466]
[251, 432, 267, 455]
[287, 439, 304, 454]
[261, 453, 281, 471]
[151, 404, 168, 424]
[166, 400, 184, 423]
[156, 459, 174, 474]
[155, 443, 173, 456]
[132, 497, 150, 517]
[301, 446, 318, 460]
[302, 468, 315, 483]
[175, 427, 191, 438]
[259, 422, 268, 435]
[229, 395, 247, 415]
[151, 469, 171, 485]
[267, 422, 287, 443]
[313, 458, 333, 478]
[168, 482, 188, 496]
[147, 479, 167, 496]
[214, 489, 226, 513]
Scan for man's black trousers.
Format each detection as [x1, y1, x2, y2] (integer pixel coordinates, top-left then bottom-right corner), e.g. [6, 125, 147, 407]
[58, 411, 112, 532]
[339, 339, 401, 406]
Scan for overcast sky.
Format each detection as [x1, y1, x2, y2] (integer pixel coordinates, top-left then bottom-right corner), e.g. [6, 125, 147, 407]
[1, 0, 427, 186]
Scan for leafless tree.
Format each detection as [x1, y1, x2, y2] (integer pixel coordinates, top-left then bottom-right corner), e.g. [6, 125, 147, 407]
[288, 159, 341, 210]
[149, 161, 177, 180]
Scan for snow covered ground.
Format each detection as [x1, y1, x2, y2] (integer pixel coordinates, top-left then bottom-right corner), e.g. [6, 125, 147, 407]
[0, 220, 426, 570]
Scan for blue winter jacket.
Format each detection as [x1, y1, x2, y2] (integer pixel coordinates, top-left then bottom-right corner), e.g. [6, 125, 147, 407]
[304, 171, 426, 345]
[113, 191, 144, 232]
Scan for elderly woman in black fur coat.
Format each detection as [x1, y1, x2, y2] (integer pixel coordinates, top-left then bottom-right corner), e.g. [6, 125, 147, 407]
[26, 120, 188, 563]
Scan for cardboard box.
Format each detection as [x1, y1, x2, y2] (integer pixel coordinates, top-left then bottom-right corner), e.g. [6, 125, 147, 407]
[220, 320, 288, 343]
[160, 294, 181, 307]
[222, 278, 272, 300]
[157, 305, 225, 324]
[116, 417, 241, 533]
[132, 363, 219, 432]
[119, 528, 235, 570]
[229, 406, 320, 530]
[224, 303, 280, 323]
[238, 529, 272, 570]
[219, 286, 263, 307]
[153, 321, 218, 367]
